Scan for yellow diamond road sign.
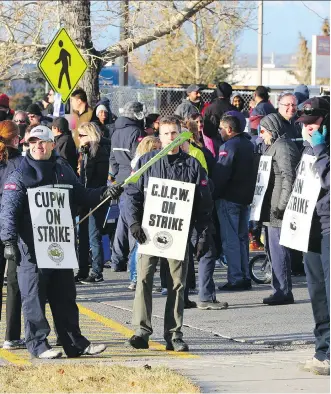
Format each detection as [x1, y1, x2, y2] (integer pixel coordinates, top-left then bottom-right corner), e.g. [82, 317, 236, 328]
[38, 28, 88, 103]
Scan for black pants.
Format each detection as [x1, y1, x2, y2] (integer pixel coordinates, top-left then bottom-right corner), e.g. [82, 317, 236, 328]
[18, 257, 89, 357]
[304, 233, 330, 361]
[0, 246, 22, 341]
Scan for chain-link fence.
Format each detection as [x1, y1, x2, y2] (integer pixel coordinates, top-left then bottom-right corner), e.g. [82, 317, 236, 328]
[101, 85, 320, 117]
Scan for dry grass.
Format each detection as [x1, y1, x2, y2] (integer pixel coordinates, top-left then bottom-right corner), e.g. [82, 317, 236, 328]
[0, 364, 200, 393]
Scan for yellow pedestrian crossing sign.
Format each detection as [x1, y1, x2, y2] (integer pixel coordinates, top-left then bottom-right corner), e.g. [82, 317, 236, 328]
[38, 28, 88, 103]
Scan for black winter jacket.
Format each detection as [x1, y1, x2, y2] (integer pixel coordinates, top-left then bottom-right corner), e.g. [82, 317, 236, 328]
[80, 137, 111, 189]
[54, 133, 78, 174]
[212, 133, 256, 205]
[203, 98, 236, 139]
[110, 117, 145, 183]
[313, 143, 330, 235]
[260, 136, 300, 227]
[125, 150, 213, 238]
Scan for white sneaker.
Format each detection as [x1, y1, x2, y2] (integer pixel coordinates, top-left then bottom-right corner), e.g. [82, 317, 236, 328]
[38, 349, 62, 359]
[299, 357, 330, 375]
[83, 343, 107, 355]
[3, 339, 26, 350]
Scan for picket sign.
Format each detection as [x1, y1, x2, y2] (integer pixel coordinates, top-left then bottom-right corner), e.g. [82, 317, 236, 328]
[280, 154, 321, 252]
[250, 156, 272, 221]
[28, 187, 78, 269]
[138, 177, 195, 260]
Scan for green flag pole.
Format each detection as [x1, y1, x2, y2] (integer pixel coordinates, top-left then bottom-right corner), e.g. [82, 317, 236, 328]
[75, 132, 192, 227]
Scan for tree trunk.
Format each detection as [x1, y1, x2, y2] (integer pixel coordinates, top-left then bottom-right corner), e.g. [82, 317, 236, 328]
[193, 14, 200, 84]
[59, 0, 102, 106]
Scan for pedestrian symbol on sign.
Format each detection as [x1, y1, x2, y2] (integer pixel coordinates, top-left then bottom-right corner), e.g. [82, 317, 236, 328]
[38, 28, 88, 103]
[54, 40, 72, 90]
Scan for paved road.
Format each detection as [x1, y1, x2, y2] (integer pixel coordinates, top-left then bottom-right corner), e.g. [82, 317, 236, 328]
[0, 265, 329, 393]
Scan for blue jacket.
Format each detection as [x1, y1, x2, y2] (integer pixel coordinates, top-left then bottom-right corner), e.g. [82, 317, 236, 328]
[212, 133, 256, 205]
[0, 152, 106, 263]
[313, 143, 330, 235]
[109, 117, 145, 183]
[0, 148, 23, 206]
[125, 150, 213, 238]
[251, 101, 276, 116]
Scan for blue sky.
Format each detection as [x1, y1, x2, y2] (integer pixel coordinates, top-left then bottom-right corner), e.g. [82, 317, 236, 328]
[237, 1, 330, 54]
[92, 1, 330, 56]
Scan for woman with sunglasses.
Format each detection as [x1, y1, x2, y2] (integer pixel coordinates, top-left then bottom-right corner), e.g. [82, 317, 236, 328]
[0, 120, 25, 350]
[259, 113, 300, 306]
[76, 122, 111, 284]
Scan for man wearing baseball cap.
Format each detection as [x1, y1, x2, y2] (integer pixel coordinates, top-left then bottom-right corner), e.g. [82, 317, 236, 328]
[296, 97, 330, 375]
[174, 84, 203, 120]
[0, 124, 122, 359]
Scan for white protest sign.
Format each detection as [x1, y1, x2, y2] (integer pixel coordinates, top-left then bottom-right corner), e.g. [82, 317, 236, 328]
[250, 155, 272, 221]
[138, 177, 195, 260]
[280, 154, 321, 252]
[28, 187, 78, 269]
[53, 93, 62, 117]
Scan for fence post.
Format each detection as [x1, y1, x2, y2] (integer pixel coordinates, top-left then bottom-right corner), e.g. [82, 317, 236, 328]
[153, 87, 158, 113]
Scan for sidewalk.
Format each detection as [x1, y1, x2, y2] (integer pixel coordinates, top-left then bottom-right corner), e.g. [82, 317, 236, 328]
[126, 347, 329, 393]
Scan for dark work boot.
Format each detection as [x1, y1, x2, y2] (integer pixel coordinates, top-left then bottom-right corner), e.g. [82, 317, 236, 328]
[125, 335, 149, 349]
[263, 293, 294, 305]
[165, 338, 189, 352]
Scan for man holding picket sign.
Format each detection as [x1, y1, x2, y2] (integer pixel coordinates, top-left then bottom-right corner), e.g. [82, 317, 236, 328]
[0, 125, 122, 359]
[124, 116, 214, 352]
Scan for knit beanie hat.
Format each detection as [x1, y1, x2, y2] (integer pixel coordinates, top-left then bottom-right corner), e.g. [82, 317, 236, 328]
[96, 104, 108, 116]
[216, 82, 233, 99]
[26, 103, 42, 116]
[0, 94, 10, 108]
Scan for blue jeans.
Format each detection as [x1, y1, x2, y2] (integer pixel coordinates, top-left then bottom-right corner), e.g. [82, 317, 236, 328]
[89, 213, 104, 277]
[304, 244, 330, 361]
[216, 199, 250, 284]
[130, 243, 138, 283]
[111, 195, 134, 270]
[267, 226, 292, 297]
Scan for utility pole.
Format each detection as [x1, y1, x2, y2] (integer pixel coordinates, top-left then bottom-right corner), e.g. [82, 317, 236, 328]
[257, 0, 263, 85]
[119, 0, 129, 86]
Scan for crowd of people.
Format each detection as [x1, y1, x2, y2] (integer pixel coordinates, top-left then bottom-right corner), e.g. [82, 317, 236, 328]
[0, 81, 329, 375]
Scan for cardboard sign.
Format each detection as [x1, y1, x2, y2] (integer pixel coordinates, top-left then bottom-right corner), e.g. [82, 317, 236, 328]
[250, 156, 272, 221]
[28, 187, 78, 269]
[280, 154, 321, 252]
[138, 177, 195, 260]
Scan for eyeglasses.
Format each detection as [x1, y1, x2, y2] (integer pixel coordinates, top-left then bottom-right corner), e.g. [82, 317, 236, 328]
[78, 134, 88, 138]
[279, 103, 297, 108]
[297, 104, 329, 117]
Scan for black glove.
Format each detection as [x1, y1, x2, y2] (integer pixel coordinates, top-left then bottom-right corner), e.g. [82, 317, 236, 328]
[130, 223, 147, 244]
[4, 241, 21, 266]
[196, 236, 209, 261]
[101, 184, 124, 201]
[273, 208, 284, 220]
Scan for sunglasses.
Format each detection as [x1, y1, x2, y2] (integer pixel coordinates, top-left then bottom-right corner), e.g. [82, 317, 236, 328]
[78, 134, 88, 138]
[23, 142, 29, 147]
[14, 119, 26, 124]
[297, 104, 329, 117]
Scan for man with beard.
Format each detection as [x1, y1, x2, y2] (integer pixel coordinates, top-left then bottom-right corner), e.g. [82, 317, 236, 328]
[175, 85, 203, 120]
